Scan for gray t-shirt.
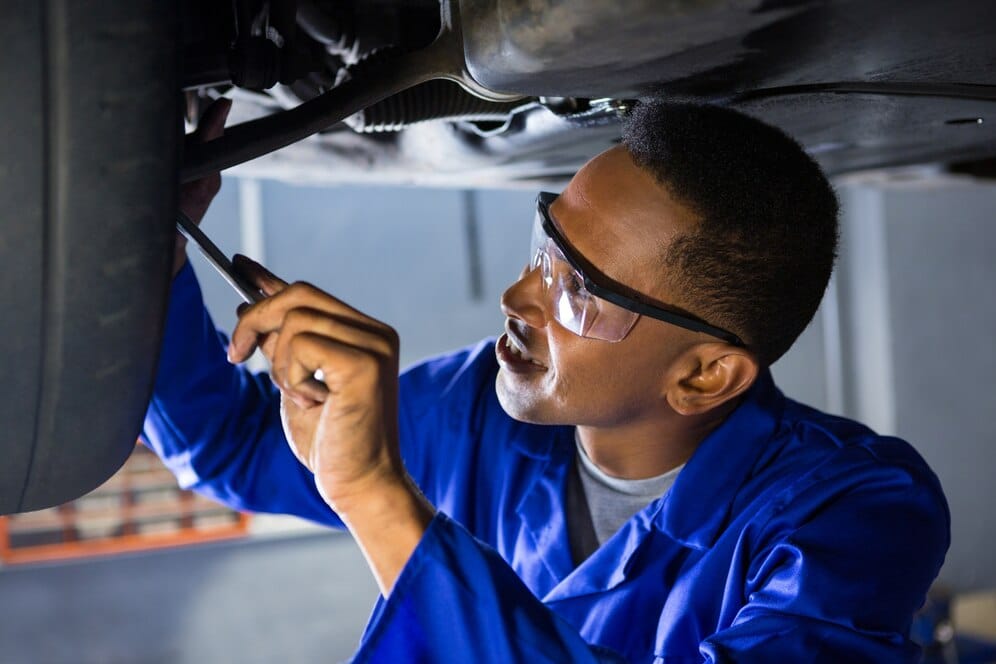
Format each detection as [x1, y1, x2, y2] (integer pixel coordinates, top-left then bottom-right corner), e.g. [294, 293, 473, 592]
[572, 435, 682, 551]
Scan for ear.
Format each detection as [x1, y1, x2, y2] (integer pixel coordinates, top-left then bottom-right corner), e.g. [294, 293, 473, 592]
[665, 344, 759, 416]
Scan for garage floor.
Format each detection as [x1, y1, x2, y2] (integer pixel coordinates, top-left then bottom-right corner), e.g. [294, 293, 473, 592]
[0, 531, 378, 663]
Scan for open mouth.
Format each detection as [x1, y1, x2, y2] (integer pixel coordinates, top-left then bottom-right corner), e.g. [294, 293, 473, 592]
[496, 333, 546, 372]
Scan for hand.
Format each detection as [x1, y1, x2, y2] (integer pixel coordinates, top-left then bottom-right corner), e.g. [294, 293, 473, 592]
[175, 98, 232, 277]
[229, 256, 434, 595]
[227, 255, 406, 508]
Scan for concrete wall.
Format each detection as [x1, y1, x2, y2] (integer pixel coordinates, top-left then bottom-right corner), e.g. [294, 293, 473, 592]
[877, 182, 996, 591]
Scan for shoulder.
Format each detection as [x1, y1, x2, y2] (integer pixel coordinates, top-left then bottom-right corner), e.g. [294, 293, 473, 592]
[732, 402, 951, 634]
[749, 397, 950, 557]
[776, 398, 945, 497]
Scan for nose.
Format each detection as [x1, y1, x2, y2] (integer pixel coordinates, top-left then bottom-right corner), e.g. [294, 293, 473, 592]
[500, 265, 547, 329]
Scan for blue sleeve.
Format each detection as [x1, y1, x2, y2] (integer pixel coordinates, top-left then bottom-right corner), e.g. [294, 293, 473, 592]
[141, 262, 338, 526]
[354, 513, 627, 664]
[700, 446, 950, 663]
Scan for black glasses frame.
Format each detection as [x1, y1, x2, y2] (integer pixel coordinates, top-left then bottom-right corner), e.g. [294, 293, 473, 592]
[536, 192, 745, 347]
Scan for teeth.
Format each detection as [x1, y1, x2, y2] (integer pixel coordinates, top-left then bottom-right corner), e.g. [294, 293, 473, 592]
[506, 335, 525, 359]
[505, 334, 542, 366]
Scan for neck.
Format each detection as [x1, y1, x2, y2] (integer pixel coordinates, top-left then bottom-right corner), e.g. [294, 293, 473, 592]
[576, 399, 740, 480]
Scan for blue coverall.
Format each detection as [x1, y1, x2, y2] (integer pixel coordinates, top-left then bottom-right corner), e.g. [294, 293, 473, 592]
[143, 263, 949, 663]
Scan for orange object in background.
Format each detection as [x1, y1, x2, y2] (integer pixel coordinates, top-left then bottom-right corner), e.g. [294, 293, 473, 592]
[0, 445, 249, 565]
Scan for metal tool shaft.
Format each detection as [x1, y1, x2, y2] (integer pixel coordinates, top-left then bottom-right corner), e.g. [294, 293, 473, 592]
[176, 211, 264, 304]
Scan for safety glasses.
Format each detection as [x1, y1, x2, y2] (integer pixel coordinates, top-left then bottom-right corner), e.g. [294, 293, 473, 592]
[530, 192, 745, 345]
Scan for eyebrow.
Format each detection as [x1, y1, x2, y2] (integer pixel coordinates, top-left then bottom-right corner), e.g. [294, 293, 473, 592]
[542, 195, 645, 297]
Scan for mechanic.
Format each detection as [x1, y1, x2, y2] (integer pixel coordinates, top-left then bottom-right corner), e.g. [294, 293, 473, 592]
[144, 98, 949, 662]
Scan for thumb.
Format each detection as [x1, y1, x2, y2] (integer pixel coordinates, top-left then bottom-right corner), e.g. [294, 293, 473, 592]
[233, 254, 286, 296]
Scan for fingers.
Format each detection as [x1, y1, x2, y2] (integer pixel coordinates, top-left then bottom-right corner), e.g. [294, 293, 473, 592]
[283, 333, 383, 406]
[234, 254, 287, 297]
[193, 98, 231, 143]
[269, 307, 393, 393]
[229, 281, 394, 364]
[230, 259, 286, 364]
[178, 98, 232, 225]
[230, 256, 287, 364]
[227, 280, 399, 416]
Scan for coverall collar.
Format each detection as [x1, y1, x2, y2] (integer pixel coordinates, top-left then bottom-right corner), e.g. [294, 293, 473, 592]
[655, 368, 785, 550]
[509, 368, 785, 552]
[508, 369, 786, 599]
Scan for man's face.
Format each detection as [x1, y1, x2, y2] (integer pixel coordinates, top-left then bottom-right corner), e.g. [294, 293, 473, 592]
[496, 145, 704, 427]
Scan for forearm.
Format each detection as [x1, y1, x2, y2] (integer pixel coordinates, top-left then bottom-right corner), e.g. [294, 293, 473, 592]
[334, 475, 436, 596]
[142, 263, 334, 523]
[145, 263, 266, 465]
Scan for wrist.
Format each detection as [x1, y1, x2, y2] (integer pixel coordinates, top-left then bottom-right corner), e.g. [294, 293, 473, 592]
[329, 471, 432, 526]
[330, 473, 435, 596]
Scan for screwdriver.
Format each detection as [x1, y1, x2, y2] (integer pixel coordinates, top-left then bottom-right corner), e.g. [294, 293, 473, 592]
[176, 211, 265, 304]
[175, 212, 325, 381]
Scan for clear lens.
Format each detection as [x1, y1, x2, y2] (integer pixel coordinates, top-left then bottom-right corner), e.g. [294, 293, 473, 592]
[529, 211, 639, 342]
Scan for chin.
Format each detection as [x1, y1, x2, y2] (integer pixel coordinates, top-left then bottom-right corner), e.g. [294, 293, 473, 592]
[495, 372, 549, 424]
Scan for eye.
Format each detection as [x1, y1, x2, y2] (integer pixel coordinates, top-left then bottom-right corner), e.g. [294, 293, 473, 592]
[565, 271, 584, 294]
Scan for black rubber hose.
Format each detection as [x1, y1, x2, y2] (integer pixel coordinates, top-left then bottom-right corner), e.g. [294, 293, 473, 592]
[347, 79, 526, 132]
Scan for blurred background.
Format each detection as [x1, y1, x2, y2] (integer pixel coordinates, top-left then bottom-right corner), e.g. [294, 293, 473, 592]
[1, 173, 994, 662]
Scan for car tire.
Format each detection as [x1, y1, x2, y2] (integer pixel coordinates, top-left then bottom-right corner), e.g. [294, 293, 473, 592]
[0, 1, 179, 513]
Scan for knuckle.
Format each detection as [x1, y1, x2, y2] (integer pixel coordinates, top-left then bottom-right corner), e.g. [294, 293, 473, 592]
[284, 307, 309, 328]
[285, 282, 309, 299]
[287, 332, 307, 354]
[234, 307, 258, 330]
[373, 326, 400, 356]
[371, 337, 393, 357]
[287, 332, 318, 364]
[298, 282, 322, 300]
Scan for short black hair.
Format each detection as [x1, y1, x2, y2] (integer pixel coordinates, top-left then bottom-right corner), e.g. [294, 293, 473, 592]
[622, 101, 839, 365]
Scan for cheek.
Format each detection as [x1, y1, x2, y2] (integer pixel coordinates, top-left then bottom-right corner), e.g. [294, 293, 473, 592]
[548, 336, 638, 403]
[547, 348, 661, 426]
[556, 326, 677, 404]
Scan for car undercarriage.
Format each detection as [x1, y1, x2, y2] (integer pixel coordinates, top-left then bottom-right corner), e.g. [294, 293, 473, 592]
[182, 0, 996, 188]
